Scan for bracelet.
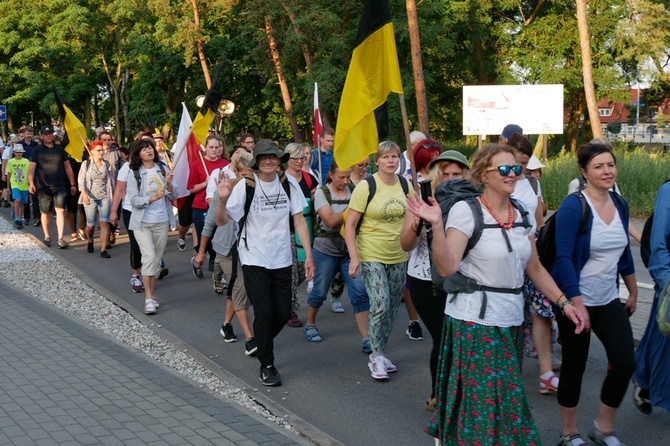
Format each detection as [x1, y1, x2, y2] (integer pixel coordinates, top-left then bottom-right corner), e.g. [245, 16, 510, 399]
[560, 299, 574, 315]
[555, 293, 567, 306]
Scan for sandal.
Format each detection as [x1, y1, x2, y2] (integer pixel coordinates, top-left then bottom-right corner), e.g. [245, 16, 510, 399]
[286, 311, 303, 327]
[212, 276, 224, 294]
[558, 432, 588, 446]
[303, 324, 322, 342]
[632, 380, 652, 415]
[589, 421, 626, 446]
[540, 372, 559, 394]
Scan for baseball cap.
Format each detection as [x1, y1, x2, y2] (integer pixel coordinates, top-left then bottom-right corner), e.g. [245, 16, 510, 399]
[40, 125, 54, 135]
[501, 124, 523, 140]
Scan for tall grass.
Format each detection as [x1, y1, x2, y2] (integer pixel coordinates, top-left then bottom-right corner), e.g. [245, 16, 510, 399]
[541, 147, 670, 218]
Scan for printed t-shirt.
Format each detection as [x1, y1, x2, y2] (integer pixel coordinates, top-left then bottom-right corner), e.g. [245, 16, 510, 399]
[141, 167, 168, 223]
[348, 173, 413, 264]
[7, 158, 30, 190]
[226, 173, 306, 269]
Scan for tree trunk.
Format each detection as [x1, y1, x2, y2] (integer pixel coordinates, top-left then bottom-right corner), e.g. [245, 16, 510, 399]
[576, 0, 602, 139]
[100, 52, 122, 144]
[280, 1, 312, 67]
[265, 16, 301, 142]
[405, 0, 429, 136]
[190, 0, 211, 89]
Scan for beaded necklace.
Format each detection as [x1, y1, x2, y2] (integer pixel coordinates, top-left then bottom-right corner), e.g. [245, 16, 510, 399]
[480, 194, 514, 230]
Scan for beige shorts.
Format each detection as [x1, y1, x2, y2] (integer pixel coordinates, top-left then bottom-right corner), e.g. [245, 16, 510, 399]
[216, 253, 250, 311]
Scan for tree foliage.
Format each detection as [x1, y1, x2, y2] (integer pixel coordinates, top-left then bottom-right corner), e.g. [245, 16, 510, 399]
[1, 0, 669, 149]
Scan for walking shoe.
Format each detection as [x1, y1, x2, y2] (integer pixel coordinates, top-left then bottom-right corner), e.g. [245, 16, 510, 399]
[286, 311, 303, 327]
[87, 242, 94, 253]
[152, 297, 160, 309]
[157, 268, 169, 280]
[361, 337, 372, 354]
[368, 355, 389, 380]
[632, 380, 652, 415]
[43, 238, 51, 248]
[144, 299, 156, 315]
[34, 219, 41, 227]
[406, 321, 424, 340]
[77, 231, 86, 241]
[303, 324, 322, 342]
[2, 199, 10, 208]
[100, 250, 111, 258]
[191, 257, 204, 279]
[14, 219, 23, 229]
[57, 238, 68, 249]
[177, 237, 186, 251]
[221, 275, 229, 288]
[245, 337, 258, 356]
[331, 300, 345, 313]
[70, 234, 78, 242]
[382, 356, 398, 373]
[208, 258, 215, 272]
[425, 396, 436, 411]
[589, 421, 626, 446]
[109, 231, 116, 245]
[259, 365, 281, 386]
[212, 276, 224, 294]
[558, 432, 588, 446]
[220, 323, 238, 343]
[130, 274, 144, 293]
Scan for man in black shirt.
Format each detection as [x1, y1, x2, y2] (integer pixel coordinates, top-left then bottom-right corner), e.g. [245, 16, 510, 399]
[28, 126, 76, 248]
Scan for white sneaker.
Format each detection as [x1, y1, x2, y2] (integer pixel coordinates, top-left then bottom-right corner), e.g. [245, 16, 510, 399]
[383, 356, 398, 373]
[331, 300, 345, 313]
[368, 355, 389, 380]
[144, 300, 156, 315]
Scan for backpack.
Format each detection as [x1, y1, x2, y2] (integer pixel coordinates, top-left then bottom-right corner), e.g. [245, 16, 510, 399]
[85, 158, 111, 172]
[537, 191, 627, 273]
[640, 180, 670, 268]
[132, 161, 167, 190]
[428, 179, 531, 315]
[340, 174, 409, 237]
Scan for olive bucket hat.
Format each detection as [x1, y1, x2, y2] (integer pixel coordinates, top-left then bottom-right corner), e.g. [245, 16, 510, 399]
[428, 150, 470, 170]
[250, 139, 290, 169]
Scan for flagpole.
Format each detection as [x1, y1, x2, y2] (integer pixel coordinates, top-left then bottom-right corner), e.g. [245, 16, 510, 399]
[398, 94, 417, 191]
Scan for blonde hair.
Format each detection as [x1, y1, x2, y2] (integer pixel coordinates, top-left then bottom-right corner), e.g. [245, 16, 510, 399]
[428, 161, 465, 195]
[374, 140, 401, 161]
[233, 150, 253, 172]
[467, 144, 515, 187]
[284, 142, 305, 159]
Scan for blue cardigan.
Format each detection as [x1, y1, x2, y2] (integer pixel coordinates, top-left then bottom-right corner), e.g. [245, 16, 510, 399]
[551, 192, 635, 299]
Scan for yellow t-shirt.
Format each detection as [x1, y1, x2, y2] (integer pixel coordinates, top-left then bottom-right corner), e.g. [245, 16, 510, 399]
[349, 173, 413, 264]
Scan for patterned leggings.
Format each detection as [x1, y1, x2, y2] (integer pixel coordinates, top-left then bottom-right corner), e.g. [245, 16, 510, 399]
[360, 261, 407, 354]
[290, 235, 305, 311]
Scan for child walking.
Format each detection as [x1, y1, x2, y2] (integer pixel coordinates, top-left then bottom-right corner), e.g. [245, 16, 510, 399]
[6, 144, 30, 229]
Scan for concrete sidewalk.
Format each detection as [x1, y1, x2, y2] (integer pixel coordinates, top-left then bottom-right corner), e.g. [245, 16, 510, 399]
[0, 281, 310, 446]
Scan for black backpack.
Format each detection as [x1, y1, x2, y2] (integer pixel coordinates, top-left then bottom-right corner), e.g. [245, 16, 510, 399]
[427, 179, 531, 309]
[640, 180, 670, 268]
[537, 191, 627, 272]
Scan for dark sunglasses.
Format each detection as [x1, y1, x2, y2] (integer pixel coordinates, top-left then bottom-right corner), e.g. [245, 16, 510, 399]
[486, 164, 522, 176]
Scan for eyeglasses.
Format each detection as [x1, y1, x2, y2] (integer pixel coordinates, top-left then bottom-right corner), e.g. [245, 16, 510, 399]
[93, 149, 104, 153]
[242, 140, 254, 145]
[356, 163, 369, 168]
[486, 165, 522, 176]
[290, 156, 306, 162]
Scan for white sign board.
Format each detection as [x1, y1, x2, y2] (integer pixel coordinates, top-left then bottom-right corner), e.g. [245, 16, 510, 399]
[462, 85, 564, 136]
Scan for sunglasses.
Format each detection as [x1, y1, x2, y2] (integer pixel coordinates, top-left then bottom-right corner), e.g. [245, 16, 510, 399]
[486, 165, 522, 176]
[290, 156, 306, 162]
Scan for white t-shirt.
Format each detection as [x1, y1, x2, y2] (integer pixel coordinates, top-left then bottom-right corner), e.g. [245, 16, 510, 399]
[443, 200, 532, 327]
[117, 163, 133, 211]
[226, 173, 306, 269]
[511, 177, 539, 232]
[206, 166, 236, 201]
[579, 194, 628, 306]
[141, 167, 168, 223]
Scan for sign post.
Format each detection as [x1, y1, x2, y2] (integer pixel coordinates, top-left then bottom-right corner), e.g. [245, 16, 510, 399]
[0, 105, 6, 121]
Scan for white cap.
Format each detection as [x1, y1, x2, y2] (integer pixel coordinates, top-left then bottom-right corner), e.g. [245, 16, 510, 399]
[527, 155, 546, 171]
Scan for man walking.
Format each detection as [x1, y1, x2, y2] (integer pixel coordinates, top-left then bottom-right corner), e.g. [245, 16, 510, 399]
[310, 127, 335, 184]
[28, 125, 76, 248]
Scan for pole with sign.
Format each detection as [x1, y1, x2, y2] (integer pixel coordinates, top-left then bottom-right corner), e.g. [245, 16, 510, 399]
[0, 105, 6, 121]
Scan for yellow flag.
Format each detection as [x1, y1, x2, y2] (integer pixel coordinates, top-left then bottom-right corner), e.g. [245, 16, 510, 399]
[334, 0, 403, 169]
[62, 104, 87, 162]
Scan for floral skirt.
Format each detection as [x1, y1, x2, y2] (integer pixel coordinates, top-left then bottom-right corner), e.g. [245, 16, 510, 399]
[426, 317, 540, 446]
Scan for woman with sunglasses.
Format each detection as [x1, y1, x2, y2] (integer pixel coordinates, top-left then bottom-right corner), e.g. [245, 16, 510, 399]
[350, 159, 370, 186]
[552, 143, 637, 446]
[78, 140, 116, 258]
[284, 143, 319, 328]
[407, 144, 586, 446]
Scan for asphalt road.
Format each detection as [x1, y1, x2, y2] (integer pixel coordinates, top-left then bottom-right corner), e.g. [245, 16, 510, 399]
[3, 208, 668, 446]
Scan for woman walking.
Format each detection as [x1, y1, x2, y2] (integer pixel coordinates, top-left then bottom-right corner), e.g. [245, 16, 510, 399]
[126, 139, 177, 314]
[406, 144, 586, 445]
[553, 142, 638, 446]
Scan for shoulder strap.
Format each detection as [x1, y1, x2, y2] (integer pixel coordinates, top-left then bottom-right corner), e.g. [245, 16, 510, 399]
[301, 170, 314, 191]
[278, 171, 291, 199]
[463, 197, 485, 258]
[398, 174, 409, 195]
[578, 176, 586, 190]
[575, 191, 591, 234]
[133, 168, 141, 189]
[238, 175, 256, 249]
[219, 168, 225, 183]
[510, 197, 531, 230]
[526, 174, 539, 195]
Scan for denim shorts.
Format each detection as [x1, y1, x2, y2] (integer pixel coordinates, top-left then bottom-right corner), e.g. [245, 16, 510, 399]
[37, 187, 67, 213]
[84, 198, 112, 225]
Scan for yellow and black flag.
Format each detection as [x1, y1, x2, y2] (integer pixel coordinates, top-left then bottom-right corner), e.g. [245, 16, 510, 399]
[53, 86, 87, 162]
[190, 59, 225, 145]
[334, 0, 403, 169]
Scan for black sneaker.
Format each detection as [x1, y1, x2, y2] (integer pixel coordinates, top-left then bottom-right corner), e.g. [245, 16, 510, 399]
[208, 258, 215, 272]
[259, 365, 281, 386]
[191, 257, 204, 279]
[245, 337, 258, 356]
[220, 323, 238, 343]
[157, 267, 169, 280]
[633, 381, 652, 415]
[406, 321, 424, 341]
[100, 250, 111, 258]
